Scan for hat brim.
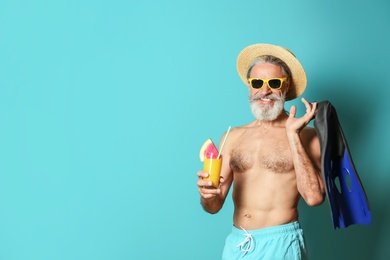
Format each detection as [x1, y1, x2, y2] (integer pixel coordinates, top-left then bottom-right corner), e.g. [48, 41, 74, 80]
[236, 44, 307, 100]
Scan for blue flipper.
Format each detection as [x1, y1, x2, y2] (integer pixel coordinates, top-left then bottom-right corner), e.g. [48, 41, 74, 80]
[314, 101, 372, 229]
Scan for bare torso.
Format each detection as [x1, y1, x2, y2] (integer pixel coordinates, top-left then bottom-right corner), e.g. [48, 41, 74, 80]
[224, 120, 306, 229]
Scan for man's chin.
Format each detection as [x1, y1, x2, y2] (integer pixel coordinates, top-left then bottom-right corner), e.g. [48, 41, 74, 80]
[250, 102, 283, 121]
[254, 113, 278, 121]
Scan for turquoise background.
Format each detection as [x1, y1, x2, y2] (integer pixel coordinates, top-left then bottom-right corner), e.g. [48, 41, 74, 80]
[0, 0, 389, 259]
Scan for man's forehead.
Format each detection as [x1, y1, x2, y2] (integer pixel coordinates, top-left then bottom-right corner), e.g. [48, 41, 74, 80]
[249, 63, 284, 75]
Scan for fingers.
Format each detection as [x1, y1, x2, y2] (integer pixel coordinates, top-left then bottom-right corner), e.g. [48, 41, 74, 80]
[302, 97, 316, 110]
[197, 170, 209, 179]
[197, 170, 221, 198]
[198, 185, 221, 199]
[301, 98, 317, 118]
[289, 105, 297, 118]
[287, 98, 316, 134]
[197, 170, 213, 187]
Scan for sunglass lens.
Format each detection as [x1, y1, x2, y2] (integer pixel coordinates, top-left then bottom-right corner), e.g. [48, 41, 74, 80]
[268, 79, 282, 89]
[251, 79, 264, 89]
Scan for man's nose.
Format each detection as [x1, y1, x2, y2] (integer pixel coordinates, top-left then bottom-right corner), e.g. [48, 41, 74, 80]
[256, 84, 273, 95]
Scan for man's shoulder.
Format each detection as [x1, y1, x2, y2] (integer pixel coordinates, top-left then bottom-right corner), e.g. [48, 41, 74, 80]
[221, 124, 249, 147]
[301, 125, 319, 144]
[302, 125, 316, 134]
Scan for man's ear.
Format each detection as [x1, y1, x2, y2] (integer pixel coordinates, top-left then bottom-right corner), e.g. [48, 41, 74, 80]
[246, 80, 252, 91]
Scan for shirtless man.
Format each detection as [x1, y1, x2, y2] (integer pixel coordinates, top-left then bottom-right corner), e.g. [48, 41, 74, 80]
[197, 44, 325, 259]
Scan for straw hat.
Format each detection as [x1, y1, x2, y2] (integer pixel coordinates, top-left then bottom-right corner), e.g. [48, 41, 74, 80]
[236, 43, 307, 100]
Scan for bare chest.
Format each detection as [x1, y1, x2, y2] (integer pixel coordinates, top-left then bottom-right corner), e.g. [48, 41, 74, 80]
[229, 134, 294, 174]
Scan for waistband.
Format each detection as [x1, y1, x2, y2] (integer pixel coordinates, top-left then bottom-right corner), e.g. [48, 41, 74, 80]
[232, 221, 302, 237]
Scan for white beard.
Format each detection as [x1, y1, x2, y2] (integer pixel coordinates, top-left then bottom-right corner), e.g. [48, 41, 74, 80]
[249, 93, 286, 121]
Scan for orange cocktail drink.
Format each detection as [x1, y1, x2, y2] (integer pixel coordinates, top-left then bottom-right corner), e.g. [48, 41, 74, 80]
[203, 156, 222, 188]
[199, 127, 231, 189]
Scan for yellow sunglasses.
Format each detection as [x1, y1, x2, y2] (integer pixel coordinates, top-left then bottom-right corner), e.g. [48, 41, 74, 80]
[248, 77, 287, 90]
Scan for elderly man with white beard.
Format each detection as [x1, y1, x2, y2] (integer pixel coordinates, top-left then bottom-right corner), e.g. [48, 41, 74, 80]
[196, 44, 325, 260]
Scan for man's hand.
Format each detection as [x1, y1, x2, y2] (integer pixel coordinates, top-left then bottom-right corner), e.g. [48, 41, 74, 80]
[197, 170, 224, 199]
[286, 98, 317, 135]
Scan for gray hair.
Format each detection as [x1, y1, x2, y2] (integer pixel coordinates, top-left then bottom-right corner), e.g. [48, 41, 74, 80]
[246, 55, 292, 80]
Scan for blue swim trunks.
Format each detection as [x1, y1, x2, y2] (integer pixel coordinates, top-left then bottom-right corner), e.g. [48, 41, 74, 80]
[222, 221, 307, 260]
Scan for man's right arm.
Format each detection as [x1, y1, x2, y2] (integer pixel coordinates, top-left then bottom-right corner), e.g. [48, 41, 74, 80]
[197, 169, 233, 213]
[197, 130, 234, 213]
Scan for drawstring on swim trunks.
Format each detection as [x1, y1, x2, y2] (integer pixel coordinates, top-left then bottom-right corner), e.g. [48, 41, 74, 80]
[236, 226, 253, 258]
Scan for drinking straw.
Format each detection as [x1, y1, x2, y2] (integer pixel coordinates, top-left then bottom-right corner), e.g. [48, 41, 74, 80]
[217, 126, 231, 159]
[209, 153, 213, 173]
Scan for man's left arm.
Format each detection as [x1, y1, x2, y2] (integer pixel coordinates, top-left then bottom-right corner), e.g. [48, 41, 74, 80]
[286, 98, 325, 206]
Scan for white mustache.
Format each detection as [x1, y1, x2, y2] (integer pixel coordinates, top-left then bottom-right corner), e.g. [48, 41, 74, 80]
[250, 93, 283, 102]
